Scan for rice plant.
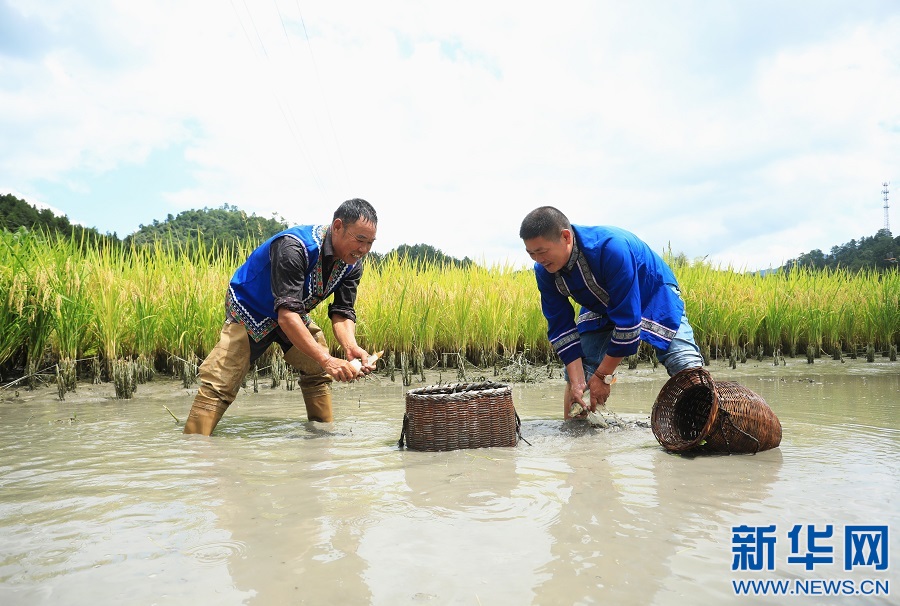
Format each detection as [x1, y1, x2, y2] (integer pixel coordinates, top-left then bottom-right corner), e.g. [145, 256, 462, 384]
[88, 242, 131, 379]
[0, 229, 897, 392]
[0, 254, 27, 371]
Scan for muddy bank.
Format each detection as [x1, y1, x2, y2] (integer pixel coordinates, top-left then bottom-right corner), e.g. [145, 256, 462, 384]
[4, 354, 896, 404]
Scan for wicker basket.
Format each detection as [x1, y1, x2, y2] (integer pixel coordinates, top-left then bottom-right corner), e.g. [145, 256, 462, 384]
[399, 382, 522, 451]
[651, 367, 782, 454]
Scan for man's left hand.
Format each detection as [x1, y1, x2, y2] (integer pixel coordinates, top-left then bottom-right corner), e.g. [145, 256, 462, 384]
[586, 373, 612, 410]
[346, 345, 373, 374]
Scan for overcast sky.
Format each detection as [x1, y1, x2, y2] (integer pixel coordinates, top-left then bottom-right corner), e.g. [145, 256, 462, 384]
[2, 1, 899, 270]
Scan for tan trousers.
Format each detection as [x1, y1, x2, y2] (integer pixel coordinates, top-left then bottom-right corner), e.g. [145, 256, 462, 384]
[183, 321, 334, 435]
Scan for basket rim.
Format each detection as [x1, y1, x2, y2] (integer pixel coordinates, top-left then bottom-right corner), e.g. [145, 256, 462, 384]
[652, 366, 720, 451]
[406, 381, 511, 399]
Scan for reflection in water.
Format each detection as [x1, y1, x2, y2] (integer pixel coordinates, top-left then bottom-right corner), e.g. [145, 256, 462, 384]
[192, 421, 376, 604]
[0, 360, 897, 604]
[529, 432, 785, 605]
[358, 451, 554, 604]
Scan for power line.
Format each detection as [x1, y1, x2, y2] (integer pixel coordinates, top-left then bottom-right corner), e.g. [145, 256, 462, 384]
[272, 0, 347, 192]
[227, 0, 330, 199]
[294, 1, 353, 191]
[240, 0, 269, 58]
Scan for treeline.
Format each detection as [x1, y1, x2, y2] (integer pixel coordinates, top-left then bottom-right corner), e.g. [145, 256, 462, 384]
[123, 204, 289, 256]
[0, 194, 473, 266]
[0, 193, 118, 248]
[1, 194, 290, 256]
[5, 190, 897, 273]
[785, 229, 899, 273]
[369, 244, 474, 269]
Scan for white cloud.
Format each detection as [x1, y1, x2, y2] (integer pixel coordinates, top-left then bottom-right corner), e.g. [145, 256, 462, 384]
[1, 1, 899, 268]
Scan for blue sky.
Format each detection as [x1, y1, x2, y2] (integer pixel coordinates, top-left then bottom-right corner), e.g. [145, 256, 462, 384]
[2, 0, 899, 269]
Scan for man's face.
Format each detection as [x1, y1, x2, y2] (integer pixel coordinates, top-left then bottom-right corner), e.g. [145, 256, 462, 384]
[331, 217, 376, 264]
[523, 229, 574, 273]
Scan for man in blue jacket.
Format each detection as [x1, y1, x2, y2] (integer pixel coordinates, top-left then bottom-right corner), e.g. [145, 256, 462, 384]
[520, 206, 703, 418]
[183, 198, 378, 435]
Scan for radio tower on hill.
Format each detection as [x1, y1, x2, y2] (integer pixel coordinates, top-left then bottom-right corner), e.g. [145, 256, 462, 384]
[883, 182, 891, 233]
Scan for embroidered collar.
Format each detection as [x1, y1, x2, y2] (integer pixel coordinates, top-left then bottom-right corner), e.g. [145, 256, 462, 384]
[561, 231, 580, 274]
[552, 230, 611, 306]
[311, 225, 349, 298]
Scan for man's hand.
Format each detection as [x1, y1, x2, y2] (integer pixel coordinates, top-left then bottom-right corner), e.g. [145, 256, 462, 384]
[564, 381, 589, 419]
[563, 358, 590, 419]
[322, 356, 358, 382]
[587, 355, 622, 410]
[278, 308, 358, 380]
[346, 345, 373, 375]
[586, 373, 611, 409]
[332, 316, 377, 378]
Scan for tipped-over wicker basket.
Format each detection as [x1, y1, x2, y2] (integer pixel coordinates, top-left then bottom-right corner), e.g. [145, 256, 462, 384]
[399, 382, 523, 451]
[651, 367, 782, 454]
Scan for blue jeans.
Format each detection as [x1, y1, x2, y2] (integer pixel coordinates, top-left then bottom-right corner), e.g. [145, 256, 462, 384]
[564, 313, 704, 380]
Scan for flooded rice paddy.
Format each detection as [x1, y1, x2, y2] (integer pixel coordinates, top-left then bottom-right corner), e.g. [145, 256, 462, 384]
[1, 358, 898, 605]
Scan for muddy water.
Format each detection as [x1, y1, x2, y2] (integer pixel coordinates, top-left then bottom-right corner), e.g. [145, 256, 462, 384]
[1, 359, 897, 605]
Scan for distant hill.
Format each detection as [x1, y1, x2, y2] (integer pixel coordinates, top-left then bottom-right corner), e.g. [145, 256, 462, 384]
[0, 193, 116, 246]
[126, 207, 473, 266]
[124, 204, 289, 254]
[6, 192, 895, 272]
[126, 209, 473, 267]
[0, 194, 289, 255]
[370, 243, 473, 268]
[1, 193, 473, 267]
[785, 229, 899, 273]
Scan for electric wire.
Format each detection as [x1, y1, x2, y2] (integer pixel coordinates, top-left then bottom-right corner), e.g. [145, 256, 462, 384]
[227, 0, 330, 200]
[272, 0, 346, 193]
[295, 0, 353, 191]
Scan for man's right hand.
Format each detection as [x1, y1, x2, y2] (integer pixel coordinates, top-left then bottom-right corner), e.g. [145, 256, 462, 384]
[564, 381, 590, 419]
[322, 356, 358, 382]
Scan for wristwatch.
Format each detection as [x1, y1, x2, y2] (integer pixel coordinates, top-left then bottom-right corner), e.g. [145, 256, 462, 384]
[595, 370, 617, 385]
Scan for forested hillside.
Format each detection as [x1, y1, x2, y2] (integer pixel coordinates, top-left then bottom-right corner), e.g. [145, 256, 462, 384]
[1, 195, 287, 254]
[123, 205, 288, 254]
[369, 243, 474, 268]
[0, 193, 116, 247]
[5, 192, 896, 272]
[785, 229, 898, 272]
[0, 194, 474, 265]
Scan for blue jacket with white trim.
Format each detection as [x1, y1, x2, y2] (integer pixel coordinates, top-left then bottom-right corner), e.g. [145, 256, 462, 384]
[533, 225, 684, 364]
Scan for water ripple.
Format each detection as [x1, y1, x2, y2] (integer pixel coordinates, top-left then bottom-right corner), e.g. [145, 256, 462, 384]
[185, 540, 248, 565]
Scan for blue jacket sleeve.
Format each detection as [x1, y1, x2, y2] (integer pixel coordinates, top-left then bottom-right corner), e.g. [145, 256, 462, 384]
[535, 266, 583, 365]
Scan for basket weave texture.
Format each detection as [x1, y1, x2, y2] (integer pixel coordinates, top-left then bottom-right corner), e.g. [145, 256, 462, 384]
[651, 367, 782, 454]
[401, 382, 520, 451]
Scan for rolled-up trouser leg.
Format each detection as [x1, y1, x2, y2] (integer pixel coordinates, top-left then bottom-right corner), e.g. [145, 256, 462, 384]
[282, 321, 334, 422]
[184, 322, 251, 435]
[655, 311, 704, 377]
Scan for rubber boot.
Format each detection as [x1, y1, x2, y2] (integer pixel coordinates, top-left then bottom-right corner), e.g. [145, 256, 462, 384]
[300, 375, 333, 422]
[183, 393, 230, 435]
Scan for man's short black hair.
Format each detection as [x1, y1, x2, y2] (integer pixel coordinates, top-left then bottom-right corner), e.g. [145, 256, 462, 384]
[334, 198, 378, 226]
[519, 206, 571, 241]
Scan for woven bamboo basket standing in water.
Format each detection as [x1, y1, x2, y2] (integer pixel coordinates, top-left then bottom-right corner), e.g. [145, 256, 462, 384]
[399, 382, 523, 451]
[651, 367, 782, 454]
